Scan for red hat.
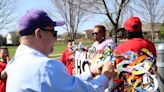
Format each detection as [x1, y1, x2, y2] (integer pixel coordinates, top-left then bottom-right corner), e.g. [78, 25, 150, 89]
[124, 16, 142, 32]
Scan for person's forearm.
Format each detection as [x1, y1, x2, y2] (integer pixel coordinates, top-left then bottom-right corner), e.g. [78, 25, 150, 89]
[0, 70, 7, 79]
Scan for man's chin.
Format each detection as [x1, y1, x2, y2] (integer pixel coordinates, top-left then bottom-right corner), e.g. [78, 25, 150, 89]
[93, 38, 97, 41]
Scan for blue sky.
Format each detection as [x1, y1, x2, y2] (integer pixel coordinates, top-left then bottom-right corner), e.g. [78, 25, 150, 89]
[0, 0, 106, 36]
[1, 0, 164, 36]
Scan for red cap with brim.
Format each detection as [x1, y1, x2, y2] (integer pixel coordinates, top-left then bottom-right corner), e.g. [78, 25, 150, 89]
[124, 17, 142, 32]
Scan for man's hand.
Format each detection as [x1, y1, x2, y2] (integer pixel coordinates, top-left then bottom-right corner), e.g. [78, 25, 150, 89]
[90, 61, 116, 79]
[90, 63, 103, 77]
[0, 69, 7, 79]
[101, 61, 116, 80]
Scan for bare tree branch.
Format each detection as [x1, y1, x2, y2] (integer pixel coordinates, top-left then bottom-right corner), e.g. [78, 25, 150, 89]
[134, 0, 164, 42]
[52, 0, 132, 43]
[100, 0, 131, 43]
[0, 0, 17, 31]
[51, 0, 90, 40]
[102, 0, 116, 26]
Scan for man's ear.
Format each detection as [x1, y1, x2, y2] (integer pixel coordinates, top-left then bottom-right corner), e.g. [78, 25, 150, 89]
[35, 28, 42, 38]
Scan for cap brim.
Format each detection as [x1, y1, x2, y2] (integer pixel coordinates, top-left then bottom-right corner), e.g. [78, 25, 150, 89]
[53, 21, 65, 26]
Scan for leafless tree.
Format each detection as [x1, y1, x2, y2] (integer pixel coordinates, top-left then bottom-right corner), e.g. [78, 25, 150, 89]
[76, 0, 131, 43]
[51, 0, 90, 40]
[134, 0, 164, 42]
[51, 0, 133, 42]
[0, 0, 17, 31]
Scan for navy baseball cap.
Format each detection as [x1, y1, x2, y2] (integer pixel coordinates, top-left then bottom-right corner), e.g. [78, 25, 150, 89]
[19, 10, 65, 36]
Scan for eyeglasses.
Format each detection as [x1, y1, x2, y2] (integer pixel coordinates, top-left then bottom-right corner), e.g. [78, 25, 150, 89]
[40, 28, 57, 38]
[92, 32, 99, 36]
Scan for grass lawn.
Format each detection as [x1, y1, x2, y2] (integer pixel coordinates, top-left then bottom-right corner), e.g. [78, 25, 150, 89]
[7, 40, 92, 59]
[7, 46, 18, 58]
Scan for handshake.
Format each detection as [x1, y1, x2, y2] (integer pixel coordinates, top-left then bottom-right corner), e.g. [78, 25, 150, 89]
[90, 61, 116, 80]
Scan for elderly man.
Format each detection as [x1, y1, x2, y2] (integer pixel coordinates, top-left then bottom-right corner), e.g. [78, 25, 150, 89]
[5, 10, 115, 92]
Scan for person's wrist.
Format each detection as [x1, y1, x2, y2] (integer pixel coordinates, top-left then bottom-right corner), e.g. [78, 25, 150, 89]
[102, 70, 116, 80]
[90, 65, 101, 77]
[102, 71, 112, 80]
[90, 67, 96, 77]
[90, 71, 97, 77]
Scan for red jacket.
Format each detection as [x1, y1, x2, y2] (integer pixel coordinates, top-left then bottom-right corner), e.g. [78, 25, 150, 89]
[115, 38, 157, 57]
[0, 62, 7, 92]
[60, 48, 75, 75]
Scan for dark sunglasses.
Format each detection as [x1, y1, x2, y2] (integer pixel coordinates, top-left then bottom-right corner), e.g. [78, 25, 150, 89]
[40, 28, 57, 37]
[92, 32, 99, 36]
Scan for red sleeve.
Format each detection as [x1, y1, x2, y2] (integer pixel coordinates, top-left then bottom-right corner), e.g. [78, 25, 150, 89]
[0, 62, 6, 72]
[60, 50, 67, 65]
[60, 48, 71, 65]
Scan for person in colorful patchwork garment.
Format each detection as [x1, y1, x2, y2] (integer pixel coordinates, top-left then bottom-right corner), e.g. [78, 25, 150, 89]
[113, 16, 158, 92]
